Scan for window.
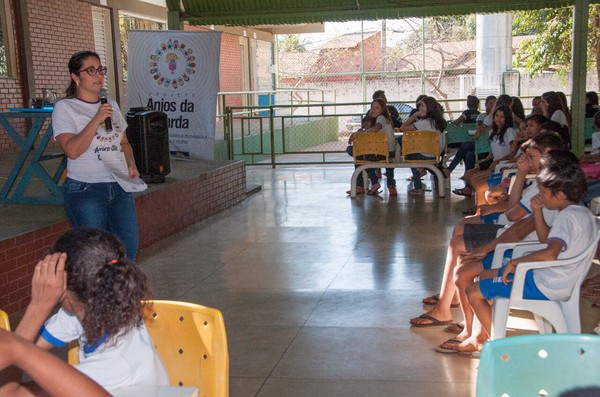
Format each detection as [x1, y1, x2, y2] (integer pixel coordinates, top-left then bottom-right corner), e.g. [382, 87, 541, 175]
[119, 13, 165, 80]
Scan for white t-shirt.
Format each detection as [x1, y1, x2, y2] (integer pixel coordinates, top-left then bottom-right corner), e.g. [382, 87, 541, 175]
[550, 110, 569, 128]
[482, 113, 494, 127]
[490, 127, 516, 161]
[533, 205, 597, 300]
[375, 115, 396, 152]
[591, 131, 600, 155]
[40, 308, 169, 392]
[52, 97, 128, 183]
[413, 118, 444, 155]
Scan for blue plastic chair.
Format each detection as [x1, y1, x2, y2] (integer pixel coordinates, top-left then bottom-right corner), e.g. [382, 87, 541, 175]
[477, 334, 600, 397]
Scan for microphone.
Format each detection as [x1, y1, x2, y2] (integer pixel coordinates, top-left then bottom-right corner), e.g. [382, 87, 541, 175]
[98, 88, 112, 131]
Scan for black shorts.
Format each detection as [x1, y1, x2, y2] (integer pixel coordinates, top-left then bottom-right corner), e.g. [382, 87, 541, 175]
[463, 223, 504, 251]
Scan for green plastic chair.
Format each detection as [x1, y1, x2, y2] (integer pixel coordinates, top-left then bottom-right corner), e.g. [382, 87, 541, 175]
[477, 334, 600, 397]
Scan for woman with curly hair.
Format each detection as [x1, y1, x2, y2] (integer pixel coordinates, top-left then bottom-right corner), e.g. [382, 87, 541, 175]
[1, 228, 168, 393]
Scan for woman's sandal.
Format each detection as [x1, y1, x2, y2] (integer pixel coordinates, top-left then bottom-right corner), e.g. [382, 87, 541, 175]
[452, 188, 474, 197]
[422, 294, 460, 308]
[444, 322, 465, 334]
[367, 183, 381, 195]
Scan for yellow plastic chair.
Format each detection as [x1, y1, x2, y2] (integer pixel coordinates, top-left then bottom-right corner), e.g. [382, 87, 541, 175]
[68, 300, 229, 397]
[0, 310, 11, 331]
[143, 300, 229, 397]
[477, 334, 600, 397]
[352, 132, 390, 165]
[401, 130, 441, 164]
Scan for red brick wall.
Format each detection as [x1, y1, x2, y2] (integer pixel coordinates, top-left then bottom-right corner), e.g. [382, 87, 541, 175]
[27, 0, 94, 100]
[184, 24, 243, 108]
[0, 160, 247, 315]
[0, 0, 95, 152]
[219, 33, 243, 108]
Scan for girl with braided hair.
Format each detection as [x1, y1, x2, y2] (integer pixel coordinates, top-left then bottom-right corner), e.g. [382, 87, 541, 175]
[1, 228, 168, 394]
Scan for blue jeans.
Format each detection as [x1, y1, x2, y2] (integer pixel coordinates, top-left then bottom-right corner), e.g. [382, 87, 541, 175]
[448, 141, 475, 172]
[346, 145, 380, 188]
[407, 153, 435, 190]
[63, 178, 139, 260]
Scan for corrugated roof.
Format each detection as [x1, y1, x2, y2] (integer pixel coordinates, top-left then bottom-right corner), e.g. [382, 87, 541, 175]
[168, 0, 594, 26]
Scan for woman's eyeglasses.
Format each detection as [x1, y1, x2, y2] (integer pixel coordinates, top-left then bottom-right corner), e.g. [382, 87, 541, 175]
[78, 66, 108, 76]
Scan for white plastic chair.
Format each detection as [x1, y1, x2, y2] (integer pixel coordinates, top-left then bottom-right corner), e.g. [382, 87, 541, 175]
[490, 230, 600, 340]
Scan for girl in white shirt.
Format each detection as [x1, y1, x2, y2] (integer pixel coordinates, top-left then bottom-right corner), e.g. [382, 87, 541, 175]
[364, 98, 397, 195]
[5, 228, 169, 393]
[399, 96, 447, 194]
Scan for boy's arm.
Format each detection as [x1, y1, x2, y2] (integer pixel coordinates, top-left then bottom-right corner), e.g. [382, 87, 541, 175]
[501, 239, 563, 284]
[0, 330, 110, 397]
[507, 153, 530, 209]
[531, 195, 550, 242]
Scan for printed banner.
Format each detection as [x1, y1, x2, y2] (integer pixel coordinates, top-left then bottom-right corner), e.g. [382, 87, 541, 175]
[127, 31, 221, 160]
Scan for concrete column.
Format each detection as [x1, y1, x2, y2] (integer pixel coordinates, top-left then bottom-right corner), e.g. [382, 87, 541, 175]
[476, 14, 513, 96]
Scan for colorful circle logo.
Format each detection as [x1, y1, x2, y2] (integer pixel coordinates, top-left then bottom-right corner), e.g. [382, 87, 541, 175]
[149, 39, 196, 89]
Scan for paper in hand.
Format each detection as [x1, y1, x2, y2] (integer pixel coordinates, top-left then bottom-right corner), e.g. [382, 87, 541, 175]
[100, 151, 148, 192]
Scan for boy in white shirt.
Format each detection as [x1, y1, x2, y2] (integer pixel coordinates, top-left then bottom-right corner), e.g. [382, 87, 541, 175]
[465, 150, 596, 349]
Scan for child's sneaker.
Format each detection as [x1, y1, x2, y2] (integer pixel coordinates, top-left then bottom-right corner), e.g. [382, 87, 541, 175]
[388, 186, 398, 196]
[346, 187, 366, 195]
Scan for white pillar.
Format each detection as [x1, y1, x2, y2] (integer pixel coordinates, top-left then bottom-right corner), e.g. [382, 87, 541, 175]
[476, 13, 513, 96]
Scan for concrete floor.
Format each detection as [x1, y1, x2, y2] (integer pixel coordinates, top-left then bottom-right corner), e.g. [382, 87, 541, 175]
[134, 164, 600, 397]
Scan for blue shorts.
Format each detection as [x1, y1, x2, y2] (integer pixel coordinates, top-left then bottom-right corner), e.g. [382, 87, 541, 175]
[480, 212, 501, 225]
[487, 173, 503, 189]
[481, 249, 512, 270]
[480, 267, 548, 300]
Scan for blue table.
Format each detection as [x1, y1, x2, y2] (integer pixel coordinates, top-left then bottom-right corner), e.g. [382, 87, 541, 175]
[0, 108, 66, 204]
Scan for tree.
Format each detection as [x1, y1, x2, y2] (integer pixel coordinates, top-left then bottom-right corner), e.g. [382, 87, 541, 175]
[277, 35, 307, 53]
[403, 15, 476, 50]
[513, 6, 600, 89]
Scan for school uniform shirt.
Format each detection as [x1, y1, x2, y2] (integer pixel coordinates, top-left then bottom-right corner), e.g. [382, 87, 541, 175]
[52, 97, 128, 183]
[591, 131, 600, 155]
[375, 115, 396, 152]
[550, 110, 569, 128]
[489, 127, 516, 161]
[413, 118, 445, 155]
[40, 308, 169, 392]
[533, 204, 597, 300]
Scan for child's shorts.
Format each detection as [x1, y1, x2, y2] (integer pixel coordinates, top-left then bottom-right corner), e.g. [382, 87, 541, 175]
[487, 173, 503, 189]
[464, 223, 504, 251]
[480, 267, 548, 300]
[481, 249, 513, 270]
[480, 212, 501, 224]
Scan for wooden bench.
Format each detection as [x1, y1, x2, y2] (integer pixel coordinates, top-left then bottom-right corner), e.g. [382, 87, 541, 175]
[349, 130, 450, 198]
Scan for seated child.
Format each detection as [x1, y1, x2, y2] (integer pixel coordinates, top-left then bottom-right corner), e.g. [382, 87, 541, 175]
[3, 228, 169, 392]
[465, 150, 596, 348]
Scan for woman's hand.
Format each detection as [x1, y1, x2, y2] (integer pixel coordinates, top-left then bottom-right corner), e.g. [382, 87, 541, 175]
[348, 132, 356, 144]
[128, 164, 140, 179]
[93, 103, 113, 128]
[29, 253, 67, 315]
[501, 260, 517, 285]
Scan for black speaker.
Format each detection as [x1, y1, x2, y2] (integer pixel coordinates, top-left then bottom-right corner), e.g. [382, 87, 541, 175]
[126, 108, 170, 183]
